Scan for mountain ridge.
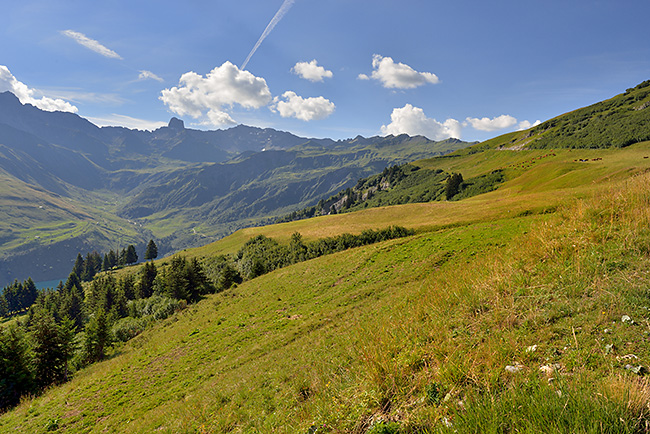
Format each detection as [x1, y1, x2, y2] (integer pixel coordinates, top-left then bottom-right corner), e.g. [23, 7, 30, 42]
[0, 91, 472, 285]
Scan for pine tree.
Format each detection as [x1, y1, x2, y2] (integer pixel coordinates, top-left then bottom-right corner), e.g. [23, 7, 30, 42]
[144, 239, 158, 261]
[0, 324, 33, 410]
[83, 308, 112, 364]
[137, 261, 157, 299]
[445, 172, 464, 200]
[30, 308, 67, 388]
[72, 253, 85, 278]
[124, 245, 138, 265]
[102, 253, 111, 271]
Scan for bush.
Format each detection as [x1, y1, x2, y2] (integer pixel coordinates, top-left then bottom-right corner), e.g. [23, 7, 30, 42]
[153, 298, 183, 320]
[127, 295, 185, 320]
[112, 317, 149, 342]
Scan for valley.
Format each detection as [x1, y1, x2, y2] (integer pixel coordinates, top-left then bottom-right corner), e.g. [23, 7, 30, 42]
[0, 91, 470, 286]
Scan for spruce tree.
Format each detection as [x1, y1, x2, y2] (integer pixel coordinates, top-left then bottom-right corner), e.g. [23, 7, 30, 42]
[120, 275, 136, 301]
[30, 308, 67, 388]
[83, 308, 112, 364]
[124, 245, 138, 265]
[445, 172, 464, 200]
[144, 239, 158, 261]
[23, 278, 39, 308]
[107, 250, 118, 268]
[58, 316, 77, 382]
[0, 324, 33, 410]
[102, 253, 111, 271]
[0, 296, 7, 317]
[72, 253, 85, 278]
[137, 261, 157, 299]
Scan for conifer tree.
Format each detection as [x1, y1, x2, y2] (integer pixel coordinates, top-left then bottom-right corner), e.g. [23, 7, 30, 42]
[23, 278, 39, 308]
[72, 253, 85, 278]
[0, 296, 7, 318]
[102, 253, 111, 271]
[58, 316, 77, 382]
[0, 324, 33, 410]
[83, 308, 112, 364]
[137, 261, 157, 299]
[107, 250, 118, 269]
[144, 239, 158, 261]
[30, 308, 67, 388]
[120, 275, 136, 301]
[125, 244, 138, 265]
[445, 172, 464, 200]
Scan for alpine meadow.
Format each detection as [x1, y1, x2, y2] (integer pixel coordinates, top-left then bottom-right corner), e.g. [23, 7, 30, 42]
[2, 74, 650, 433]
[5, 1, 650, 431]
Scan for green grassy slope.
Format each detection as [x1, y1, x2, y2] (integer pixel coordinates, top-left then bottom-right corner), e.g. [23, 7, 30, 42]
[4, 138, 650, 431]
[452, 80, 650, 151]
[0, 172, 149, 285]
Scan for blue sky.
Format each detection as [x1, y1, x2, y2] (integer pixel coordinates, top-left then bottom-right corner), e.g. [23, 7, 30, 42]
[2, 0, 650, 142]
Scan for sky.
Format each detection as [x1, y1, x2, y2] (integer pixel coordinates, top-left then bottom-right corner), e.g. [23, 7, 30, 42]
[2, 0, 650, 142]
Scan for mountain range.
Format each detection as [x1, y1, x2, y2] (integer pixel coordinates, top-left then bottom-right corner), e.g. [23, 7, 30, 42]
[0, 91, 472, 286]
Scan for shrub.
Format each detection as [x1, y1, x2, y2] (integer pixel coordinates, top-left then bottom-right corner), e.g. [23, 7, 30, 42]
[112, 317, 148, 342]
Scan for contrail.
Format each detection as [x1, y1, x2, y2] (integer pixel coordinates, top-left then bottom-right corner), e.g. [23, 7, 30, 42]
[241, 0, 295, 70]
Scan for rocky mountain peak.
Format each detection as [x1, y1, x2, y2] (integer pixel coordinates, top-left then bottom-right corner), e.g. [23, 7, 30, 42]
[168, 117, 185, 130]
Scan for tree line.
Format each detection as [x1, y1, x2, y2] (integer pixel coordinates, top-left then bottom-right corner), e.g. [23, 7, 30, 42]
[0, 278, 38, 318]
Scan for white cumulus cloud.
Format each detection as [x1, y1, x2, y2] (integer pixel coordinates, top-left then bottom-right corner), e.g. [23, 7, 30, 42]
[465, 115, 518, 132]
[517, 119, 542, 130]
[61, 30, 122, 59]
[159, 61, 272, 127]
[359, 54, 439, 89]
[380, 104, 461, 140]
[138, 70, 163, 82]
[291, 60, 333, 82]
[271, 91, 335, 121]
[0, 65, 78, 113]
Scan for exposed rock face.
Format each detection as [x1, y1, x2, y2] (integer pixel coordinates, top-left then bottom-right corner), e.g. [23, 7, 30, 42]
[168, 117, 185, 130]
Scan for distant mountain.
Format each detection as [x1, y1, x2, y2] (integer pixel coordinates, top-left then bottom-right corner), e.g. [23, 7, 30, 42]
[0, 91, 472, 285]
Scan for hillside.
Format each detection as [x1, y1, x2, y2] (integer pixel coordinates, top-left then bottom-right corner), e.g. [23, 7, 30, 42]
[3, 82, 650, 432]
[3, 140, 650, 432]
[3, 140, 650, 431]
[0, 91, 470, 285]
[449, 79, 650, 153]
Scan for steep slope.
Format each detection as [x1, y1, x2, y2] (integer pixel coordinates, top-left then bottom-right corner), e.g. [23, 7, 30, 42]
[0, 123, 104, 193]
[0, 174, 146, 285]
[462, 79, 650, 152]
